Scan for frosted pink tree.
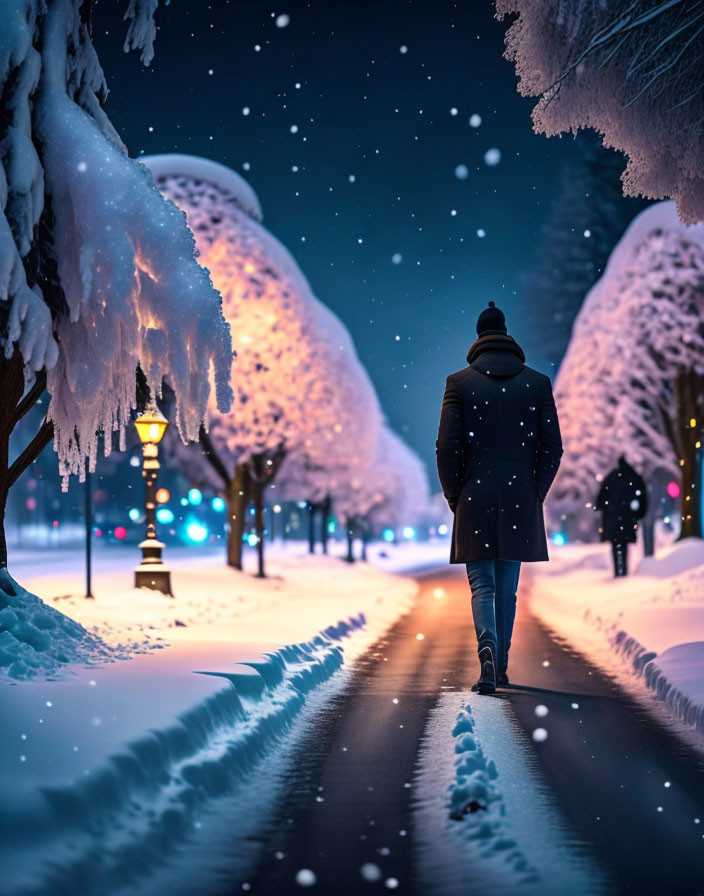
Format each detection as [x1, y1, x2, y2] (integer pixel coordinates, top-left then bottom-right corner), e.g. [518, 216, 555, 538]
[356, 428, 430, 558]
[550, 202, 704, 540]
[270, 296, 383, 554]
[0, 4, 232, 570]
[497, 0, 704, 223]
[145, 155, 324, 575]
[327, 427, 429, 562]
[147, 156, 382, 575]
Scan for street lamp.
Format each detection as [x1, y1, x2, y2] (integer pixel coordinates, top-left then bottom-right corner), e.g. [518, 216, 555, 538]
[134, 401, 172, 594]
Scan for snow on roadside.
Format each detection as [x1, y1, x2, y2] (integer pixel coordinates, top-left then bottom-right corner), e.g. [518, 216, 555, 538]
[0, 551, 418, 893]
[530, 538, 704, 740]
[0, 569, 121, 680]
[413, 693, 602, 895]
[17, 549, 420, 666]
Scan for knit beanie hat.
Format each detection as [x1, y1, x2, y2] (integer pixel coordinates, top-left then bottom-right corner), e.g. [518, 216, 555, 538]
[476, 301, 507, 337]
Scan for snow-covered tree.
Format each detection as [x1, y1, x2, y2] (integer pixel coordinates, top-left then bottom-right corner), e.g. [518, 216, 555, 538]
[147, 155, 382, 576]
[327, 427, 430, 562]
[270, 296, 383, 555]
[358, 428, 430, 546]
[497, 0, 704, 223]
[549, 201, 704, 540]
[519, 133, 648, 366]
[0, 4, 232, 570]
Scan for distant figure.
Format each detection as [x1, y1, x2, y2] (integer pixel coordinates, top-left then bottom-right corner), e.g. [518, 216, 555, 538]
[436, 301, 563, 694]
[596, 456, 648, 577]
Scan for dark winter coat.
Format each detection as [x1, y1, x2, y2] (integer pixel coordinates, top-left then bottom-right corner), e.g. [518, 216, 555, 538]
[436, 334, 563, 563]
[595, 458, 648, 544]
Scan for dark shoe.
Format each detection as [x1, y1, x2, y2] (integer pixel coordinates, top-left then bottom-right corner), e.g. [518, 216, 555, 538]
[496, 671, 509, 687]
[471, 644, 496, 694]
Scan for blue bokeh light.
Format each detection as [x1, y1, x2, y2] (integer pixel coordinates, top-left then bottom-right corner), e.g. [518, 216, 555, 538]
[186, 520, 208, 543]
[156, 507, 174, 524]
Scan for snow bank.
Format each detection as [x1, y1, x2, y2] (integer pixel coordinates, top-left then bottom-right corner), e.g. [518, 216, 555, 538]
[0, 569, 120, 680]
[530, 539, 704, 741]
[0, 617, 364, 895]
[1, 550, 418, 892]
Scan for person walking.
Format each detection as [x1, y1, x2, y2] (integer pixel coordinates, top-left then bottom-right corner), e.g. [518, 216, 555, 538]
[436, 302, 563, 694]
[596, 456, 647, 577]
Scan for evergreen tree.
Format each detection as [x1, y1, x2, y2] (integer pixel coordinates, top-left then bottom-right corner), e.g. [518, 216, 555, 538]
[519, 134, 648, 366]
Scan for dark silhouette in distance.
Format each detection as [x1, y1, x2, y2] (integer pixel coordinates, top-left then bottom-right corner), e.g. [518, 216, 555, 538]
[436, 301, 563, 693]
[596, 456, 648, 577]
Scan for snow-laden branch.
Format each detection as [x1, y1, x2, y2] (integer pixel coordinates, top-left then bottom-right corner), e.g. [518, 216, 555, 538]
[497, 0, 704, 223]
[0, 2, 233, 487]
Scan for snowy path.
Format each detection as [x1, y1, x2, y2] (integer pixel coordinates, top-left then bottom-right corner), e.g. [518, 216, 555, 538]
[233, 567, 704, 895]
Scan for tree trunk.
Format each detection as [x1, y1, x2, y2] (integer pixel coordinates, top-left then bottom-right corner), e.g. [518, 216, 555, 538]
[308, 502, 316, 554]
[345, 518, 356, 563]
[0, 478, 9, 570]
[671, 370, 704, 541]
[226, 463, 250, 569]
[641, 514, 655, 557]
[360, 527, 368, 562]
[247, 449, 286, 579]
[321, 495, 331, 555]
[0, 352, 49, 570]
[85, 468, 94, 597]
[251, 455, 266, 578]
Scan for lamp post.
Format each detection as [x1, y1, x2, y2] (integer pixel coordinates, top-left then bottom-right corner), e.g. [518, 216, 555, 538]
[134, 402, 172, 595]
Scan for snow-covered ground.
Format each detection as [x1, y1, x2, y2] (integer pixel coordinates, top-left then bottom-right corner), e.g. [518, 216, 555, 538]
[413, 693, 604, 895]
[0, 539, 429, 894]
[530, 537, 704, 740]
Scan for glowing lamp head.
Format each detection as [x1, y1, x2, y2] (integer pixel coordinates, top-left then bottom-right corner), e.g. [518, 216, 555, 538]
[134, 402, 168, 444]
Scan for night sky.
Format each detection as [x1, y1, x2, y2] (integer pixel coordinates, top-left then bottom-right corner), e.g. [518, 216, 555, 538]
[94, 0, 582, 485]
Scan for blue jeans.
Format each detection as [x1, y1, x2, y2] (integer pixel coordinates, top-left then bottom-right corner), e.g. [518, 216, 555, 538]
[465, 560, 521, 671]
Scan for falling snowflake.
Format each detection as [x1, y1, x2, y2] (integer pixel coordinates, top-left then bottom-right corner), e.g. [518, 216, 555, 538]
[295, 869, 316, 886]
[532, 728, 548, 742]
[469, 113, 482, 127]
[360, 864, 382, 882]
[276, 13, 290, 28]
[483, 148, 501, 166]
[454, 164, 469, 180]
[391, 253, 402, 264]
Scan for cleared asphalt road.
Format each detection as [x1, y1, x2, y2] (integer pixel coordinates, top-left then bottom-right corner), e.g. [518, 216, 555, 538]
[239, 566, 704, 895]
